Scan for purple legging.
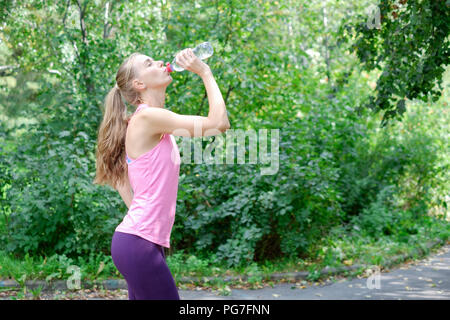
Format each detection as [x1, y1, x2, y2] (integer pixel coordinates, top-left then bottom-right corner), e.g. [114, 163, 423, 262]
[111, 231, 180, 300]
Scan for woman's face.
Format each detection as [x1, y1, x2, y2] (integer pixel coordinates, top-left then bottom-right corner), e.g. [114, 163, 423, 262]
[133, 54, 172, 91]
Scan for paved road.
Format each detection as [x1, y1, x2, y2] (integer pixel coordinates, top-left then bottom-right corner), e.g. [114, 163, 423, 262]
[179, 245, 450, 300]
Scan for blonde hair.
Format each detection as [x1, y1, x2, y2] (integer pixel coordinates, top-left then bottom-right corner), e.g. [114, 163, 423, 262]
[93, 52, 144, 189]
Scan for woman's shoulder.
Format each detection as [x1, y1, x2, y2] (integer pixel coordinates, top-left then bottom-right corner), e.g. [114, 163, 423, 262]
[128, 109, 163, 140]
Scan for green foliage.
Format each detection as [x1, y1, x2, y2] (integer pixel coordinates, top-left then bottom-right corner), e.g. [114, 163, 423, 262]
[350, 185, 402, 237]
[339, 0, 450, 126]
[0, 0, 448, 270]
[0, 116, 124, 256]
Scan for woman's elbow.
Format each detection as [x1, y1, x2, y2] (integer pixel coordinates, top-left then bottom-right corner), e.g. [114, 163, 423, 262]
[220, 121, 231, 132]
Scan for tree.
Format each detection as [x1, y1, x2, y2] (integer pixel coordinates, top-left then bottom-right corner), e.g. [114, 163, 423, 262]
[339, 0, 450, 127]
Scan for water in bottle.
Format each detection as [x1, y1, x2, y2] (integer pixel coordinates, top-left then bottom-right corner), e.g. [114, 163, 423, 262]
[166, 42, 213, 73]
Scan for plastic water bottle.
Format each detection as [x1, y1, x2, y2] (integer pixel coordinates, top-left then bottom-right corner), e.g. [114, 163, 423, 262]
[166, 42, 213, 73]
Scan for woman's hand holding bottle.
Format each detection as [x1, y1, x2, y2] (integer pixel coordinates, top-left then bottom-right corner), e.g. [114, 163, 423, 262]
[175, 48, 211, 78]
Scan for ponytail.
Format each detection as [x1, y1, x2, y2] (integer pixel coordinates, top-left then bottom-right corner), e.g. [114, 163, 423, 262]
[93, 85, 129, 189]
[93, 52, 142, 190]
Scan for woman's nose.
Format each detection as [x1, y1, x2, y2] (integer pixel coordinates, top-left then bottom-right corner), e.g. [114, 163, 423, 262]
[158, 61, 164, 68]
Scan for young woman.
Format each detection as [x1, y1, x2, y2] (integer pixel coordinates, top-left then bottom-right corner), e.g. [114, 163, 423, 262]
[93, 48, 230, 300]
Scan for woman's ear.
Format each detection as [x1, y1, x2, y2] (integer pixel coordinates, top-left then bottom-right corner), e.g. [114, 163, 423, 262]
[132, 78, 145, 91]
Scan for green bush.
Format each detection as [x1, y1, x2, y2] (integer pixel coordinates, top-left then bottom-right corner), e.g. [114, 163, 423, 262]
[0, 0, 448, 269]
[349, 185, 401, 238]
[0, 106, 124, 257]
[2, 86, 447, 268]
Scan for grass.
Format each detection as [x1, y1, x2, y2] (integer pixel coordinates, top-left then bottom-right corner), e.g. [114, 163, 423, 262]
[0, 207, 448, 294]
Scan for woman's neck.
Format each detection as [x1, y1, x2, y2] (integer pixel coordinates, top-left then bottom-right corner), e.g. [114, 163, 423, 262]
[140, 88, 166, 108]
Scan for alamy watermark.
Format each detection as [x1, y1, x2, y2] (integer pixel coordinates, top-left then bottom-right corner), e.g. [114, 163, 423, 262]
[367, 5, 381, 30]
[66, 265, 81, 290]
[170, 126, 279, 176]
[365, 265, 381, 289]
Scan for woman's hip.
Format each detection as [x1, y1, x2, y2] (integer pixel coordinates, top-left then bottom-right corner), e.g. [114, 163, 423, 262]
[111, 232, 165, 268]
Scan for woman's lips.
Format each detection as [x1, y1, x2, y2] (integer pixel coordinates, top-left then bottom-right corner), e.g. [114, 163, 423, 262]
[165, 62, 173, 73]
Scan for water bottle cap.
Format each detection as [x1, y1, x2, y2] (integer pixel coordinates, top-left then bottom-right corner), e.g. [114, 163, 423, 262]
[166, 62, 173, 73]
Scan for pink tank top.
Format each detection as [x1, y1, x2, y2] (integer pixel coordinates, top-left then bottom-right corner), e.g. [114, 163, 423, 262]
[115, 103, 181, 248]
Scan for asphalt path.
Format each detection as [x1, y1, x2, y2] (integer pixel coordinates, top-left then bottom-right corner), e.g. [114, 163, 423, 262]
[179, 244, 450, 300]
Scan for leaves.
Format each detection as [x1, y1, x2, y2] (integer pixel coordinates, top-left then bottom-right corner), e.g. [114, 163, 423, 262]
[0, 0, 448, 269]
[340, 0, 450, 126]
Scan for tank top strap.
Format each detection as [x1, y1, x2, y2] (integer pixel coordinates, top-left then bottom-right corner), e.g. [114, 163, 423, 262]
[134, 103, 148, 115]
